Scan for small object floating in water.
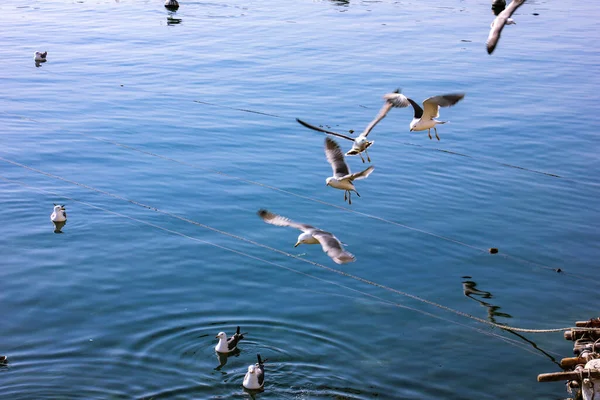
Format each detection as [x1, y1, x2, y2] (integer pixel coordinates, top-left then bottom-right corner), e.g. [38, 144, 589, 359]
[164, 0, 179, 11]
[34, 51, 47, 62]
[489, 248, 499, 254]
[532, 12, 539, 15]
[215, 326, 246, 353]
[243, 353, 266, 390]
[0, 356, 7, 364]
[258, 209, 355, 264]
[51, 204, 67, 222]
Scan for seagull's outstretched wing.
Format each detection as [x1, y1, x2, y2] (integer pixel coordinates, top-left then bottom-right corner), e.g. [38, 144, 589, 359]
[325, 137, 350, 178]
[258, 209, 315, 232]
[360, 89, 412, 138]
[296, 118, 355, 141]
[347, 165, 374, 182]
[312, 230, 356, 264]
[422, 93, 466, 120]
[487, 0, 525, 54]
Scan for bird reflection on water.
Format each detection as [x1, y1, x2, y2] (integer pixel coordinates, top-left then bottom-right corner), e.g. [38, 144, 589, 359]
[214, 347, 240, 371]
[52, 220, 66, 234]
[461, 277, 560, 367]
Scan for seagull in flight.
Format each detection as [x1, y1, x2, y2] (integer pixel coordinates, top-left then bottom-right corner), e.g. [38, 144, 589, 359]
[379, 91, 465, 140]
[295, 89, 406, 163]
[324, 137, 374, 204]
[487, 0, 525, 54]
[258, 209, 355, 264]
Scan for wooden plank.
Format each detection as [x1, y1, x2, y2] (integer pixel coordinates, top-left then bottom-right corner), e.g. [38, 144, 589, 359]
[538, 369, 600, 382]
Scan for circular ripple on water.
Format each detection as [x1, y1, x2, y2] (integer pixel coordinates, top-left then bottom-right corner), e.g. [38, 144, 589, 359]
[113, 310, 383, 399]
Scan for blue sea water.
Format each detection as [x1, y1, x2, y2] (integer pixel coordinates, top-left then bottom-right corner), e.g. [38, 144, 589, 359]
[1, 0, 599, 398]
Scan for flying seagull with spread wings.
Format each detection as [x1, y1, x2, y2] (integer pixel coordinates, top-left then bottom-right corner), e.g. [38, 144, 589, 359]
[324, 137, 374, 204]
[295, 89, 406, 163]
[258, 209, 356, 264]
[487, 0, 525, 54]
[378, 91, 465, 140]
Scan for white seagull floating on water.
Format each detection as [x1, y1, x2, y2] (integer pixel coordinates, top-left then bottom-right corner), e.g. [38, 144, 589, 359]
[34, 51, 47, 62]
[243, 354, 266, 390]
[258, 209, 355, 264]
[215, 326, 246, 354]
[324, 137, 374, 204]
[378, 90, 465, 140]
[487, 0, 525, 54]
[50, 204, 67, 222]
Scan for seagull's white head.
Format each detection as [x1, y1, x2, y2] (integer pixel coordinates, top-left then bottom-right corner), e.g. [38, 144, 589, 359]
[409, 119, 418, 132]
[247, 365, 256, 375]
[295, 232, 315, 247]
[216, 332, 226, 339]
[53, 205, 62, 213]
[325, 177, 335, 186]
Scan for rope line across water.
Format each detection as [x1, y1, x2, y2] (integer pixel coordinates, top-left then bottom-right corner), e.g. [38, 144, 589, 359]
[0, 115, 572, 276]
[0, 175, 564, 359]
[0, 162, 591, 334]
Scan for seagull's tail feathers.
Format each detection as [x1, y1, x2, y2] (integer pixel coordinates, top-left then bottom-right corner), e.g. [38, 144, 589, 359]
[257, 354, 265, 366]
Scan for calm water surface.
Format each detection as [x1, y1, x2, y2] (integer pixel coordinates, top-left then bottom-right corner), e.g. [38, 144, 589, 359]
[1, 0, 599, 398]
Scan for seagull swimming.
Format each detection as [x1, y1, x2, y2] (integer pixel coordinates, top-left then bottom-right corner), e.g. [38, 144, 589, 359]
[487, 0, 525, 54]
[215, 326, 246, 354]
[324, 137, 374, 204]
[34, 51, 47, 62]
[258, 209, 355, 264]
[379, 91, 465, 140]
[50, 204, 67, 222]
[243, 354, 265, 390]
[295, 90, 406, 163]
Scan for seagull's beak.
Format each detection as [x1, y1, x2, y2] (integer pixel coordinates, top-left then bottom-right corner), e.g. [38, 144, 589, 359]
[215, 335, 219, 338]
[294, 242, 300, 247]
[409, 128, 413, 132]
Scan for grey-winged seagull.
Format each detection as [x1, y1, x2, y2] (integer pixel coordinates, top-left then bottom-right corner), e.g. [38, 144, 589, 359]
[378, 91, 465, 140]
[487, 0, 525, 54]
[243, 354, 266, 390]
[258, 209, 355, 264]
[324, 137, 374, 204]
[295, 89, 406, 163]
[215, 326, 246, 353]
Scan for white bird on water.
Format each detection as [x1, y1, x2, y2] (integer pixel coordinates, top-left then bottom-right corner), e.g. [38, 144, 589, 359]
[258, 209, 356, 264]
[215, 326, 246, 353]
[34, 51, 47, 62]
[378, 90, 465, 140]
[487, 0, 525, 54]
[50, 204, 67, 222]
[324, 137, 374, 204]
[243, 354, 266, 390]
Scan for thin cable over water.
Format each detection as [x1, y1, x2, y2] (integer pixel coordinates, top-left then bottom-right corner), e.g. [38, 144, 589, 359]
[0, 164, 590, 334]
[0, 175, 574, 355]
[0, 119, 572, 276]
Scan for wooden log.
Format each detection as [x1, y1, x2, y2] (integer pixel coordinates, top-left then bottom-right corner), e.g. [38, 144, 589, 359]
[561, 356, 590, 369]
[538, 369, 600, 382]
[576, 319, 600, 328]
[564, 329, 600, 341]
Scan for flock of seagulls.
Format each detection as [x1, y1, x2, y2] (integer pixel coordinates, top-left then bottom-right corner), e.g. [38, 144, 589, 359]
[27, 0, 531, 392]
